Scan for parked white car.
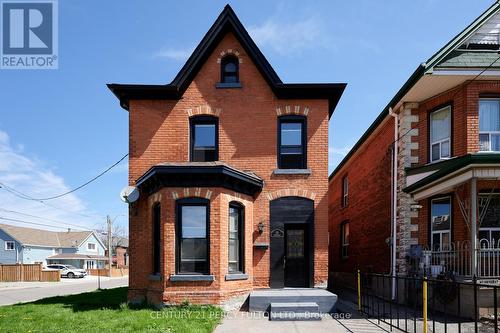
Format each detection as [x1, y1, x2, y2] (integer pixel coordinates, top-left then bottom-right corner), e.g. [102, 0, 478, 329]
[46, 264, 87, 278]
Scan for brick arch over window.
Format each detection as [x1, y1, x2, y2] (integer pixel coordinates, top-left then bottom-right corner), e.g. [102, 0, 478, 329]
[266, 189, 316, 201]
[170, 188, 214, 200]
[216, 49, 243, 64]
[275, 105, 310, 117]
[186, 105, 222, 117]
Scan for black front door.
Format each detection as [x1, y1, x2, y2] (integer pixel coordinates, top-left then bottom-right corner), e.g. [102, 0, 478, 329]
[269, 197, 314, 288]
[284, 224, 308, 287]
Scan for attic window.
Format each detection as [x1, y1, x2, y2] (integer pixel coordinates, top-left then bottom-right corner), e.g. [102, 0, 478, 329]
[216, 56, 241, 88]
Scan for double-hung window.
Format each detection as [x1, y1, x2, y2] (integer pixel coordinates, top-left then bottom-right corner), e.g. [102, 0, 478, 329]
[176, 199, 209, 274]
[430, 106, 451, 162]
[341, 176, 348, 207]
[430, 197, 451, 251]
[278, 116, 306, 169]
[5, 241, 14, 251]
[479, 193, 500, 247]
[190, 116, 218, 162]
[228, 203, 244, 274]
[479, 99, 500, 152]
[341, 221, 349, 258]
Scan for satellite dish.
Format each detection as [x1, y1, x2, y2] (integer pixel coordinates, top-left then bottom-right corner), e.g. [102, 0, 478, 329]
[120, 186, 139, 203]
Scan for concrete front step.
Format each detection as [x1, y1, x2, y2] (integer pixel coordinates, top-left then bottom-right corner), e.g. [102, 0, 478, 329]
[269, 302, 321, 321]
[249, 288, 337, 313]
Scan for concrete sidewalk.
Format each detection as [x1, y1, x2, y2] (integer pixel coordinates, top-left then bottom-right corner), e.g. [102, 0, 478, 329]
[0, 276, 128, 306]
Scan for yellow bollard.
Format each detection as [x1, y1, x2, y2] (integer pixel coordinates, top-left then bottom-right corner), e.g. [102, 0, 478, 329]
[423, 277, 428, 333]
[357, 269, 361, 311]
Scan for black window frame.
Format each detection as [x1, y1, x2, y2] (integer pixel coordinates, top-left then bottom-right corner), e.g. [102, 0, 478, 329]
[277, 115, 307, 169]
[152, 203, 161, 275]
[175, 198, 210, 275]
[220, 55, 239, 83]
[190, 116, 219, 162]
[228, 202, 244, 274]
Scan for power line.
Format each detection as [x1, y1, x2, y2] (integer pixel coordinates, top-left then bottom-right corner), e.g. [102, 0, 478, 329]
[0, 153, 128, 201]
[0, 184, 106, 220]
[0, 208, 91, 230]
[0, 216, 88, 231]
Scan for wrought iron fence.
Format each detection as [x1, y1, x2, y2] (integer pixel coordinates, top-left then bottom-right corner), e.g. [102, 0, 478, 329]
[358, 272, 500, 333]
[423, 240, 500, 278]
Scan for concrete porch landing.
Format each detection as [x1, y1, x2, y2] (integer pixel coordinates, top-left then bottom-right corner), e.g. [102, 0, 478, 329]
[248, 289, 338, 313]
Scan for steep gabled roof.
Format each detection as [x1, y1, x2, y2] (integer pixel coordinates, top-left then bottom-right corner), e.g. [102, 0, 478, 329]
[329, 1, 500, 180]
[107, 5, 346, 118]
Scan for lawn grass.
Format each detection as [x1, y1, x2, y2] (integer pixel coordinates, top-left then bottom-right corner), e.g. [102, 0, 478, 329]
[0, 287, 223, 333]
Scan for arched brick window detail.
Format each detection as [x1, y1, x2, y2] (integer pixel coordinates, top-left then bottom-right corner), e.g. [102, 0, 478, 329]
[266, 189, 316, 201]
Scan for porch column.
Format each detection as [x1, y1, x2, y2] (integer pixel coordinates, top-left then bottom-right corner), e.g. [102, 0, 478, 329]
[471, 177, 477, 276]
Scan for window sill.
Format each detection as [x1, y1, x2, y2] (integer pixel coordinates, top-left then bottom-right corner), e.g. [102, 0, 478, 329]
[273, 168, 311, 175]
[216, 82, 242, 89]
[225, 273, 249, 281]
[169, 274, 215, 282]
[254, 243, 269, 249]
[149, 274, 162, 281]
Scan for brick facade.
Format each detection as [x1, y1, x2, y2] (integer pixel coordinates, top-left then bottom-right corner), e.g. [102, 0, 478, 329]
[329, 117, 394, 279]
[329, 80, 500, 278]
[126, 30, 332, 305]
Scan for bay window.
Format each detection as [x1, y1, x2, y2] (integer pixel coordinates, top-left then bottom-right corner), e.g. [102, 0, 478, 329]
[176, 198, 210, 274]
[430, 197, 451, 251]
[430, 106, 451, 162]
[479, 99, 500, 152]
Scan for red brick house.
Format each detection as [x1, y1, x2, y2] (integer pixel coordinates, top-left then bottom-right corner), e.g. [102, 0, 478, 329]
[329, 2, 500, 285]
[109, 5, 345, 306]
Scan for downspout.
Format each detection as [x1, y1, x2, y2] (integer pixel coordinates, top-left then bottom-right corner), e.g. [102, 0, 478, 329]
[389, 107, 398, 300]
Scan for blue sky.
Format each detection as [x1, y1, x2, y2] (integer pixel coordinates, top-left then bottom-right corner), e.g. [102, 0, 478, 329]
[0, 0, 493, 232]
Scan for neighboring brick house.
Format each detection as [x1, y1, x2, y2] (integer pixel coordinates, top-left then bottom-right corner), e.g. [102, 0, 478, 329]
[108, 5, 345, 305]
[329, 2, 500, 284]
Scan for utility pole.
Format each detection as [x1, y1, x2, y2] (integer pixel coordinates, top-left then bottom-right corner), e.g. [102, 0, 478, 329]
[107, 215, 112, 277]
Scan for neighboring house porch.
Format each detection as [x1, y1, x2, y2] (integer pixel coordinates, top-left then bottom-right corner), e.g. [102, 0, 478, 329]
[405, 154, 500, 279]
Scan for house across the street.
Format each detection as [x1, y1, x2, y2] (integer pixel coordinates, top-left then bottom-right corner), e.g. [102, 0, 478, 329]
[108, 4, 345, 307]
[0, 223, 107, 269]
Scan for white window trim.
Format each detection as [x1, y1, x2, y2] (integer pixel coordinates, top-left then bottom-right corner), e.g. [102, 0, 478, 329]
[479, 131, 500, 152]
[430, 106, 452, 163]
[5, 241, 15, 251]
[87, 243, 97, 251]
[430, 196, 452, 251]
[342, 176, 349, 207]
[479, 98, 500, 152]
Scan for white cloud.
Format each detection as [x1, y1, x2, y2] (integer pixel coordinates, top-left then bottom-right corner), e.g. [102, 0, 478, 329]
[329, 145, 352, 157]
[0, 130, 100, 231]
[248, 17, 324, 55]
[328, 145, 353, 171]
[152, 47, 194, 61]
